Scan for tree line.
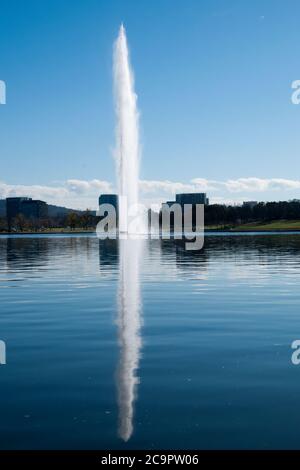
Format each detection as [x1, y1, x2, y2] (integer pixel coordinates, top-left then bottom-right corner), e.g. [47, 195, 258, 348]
[0, 210, 100, 232]
[204, 200, 300, 226]
[1, 200, 300, 232]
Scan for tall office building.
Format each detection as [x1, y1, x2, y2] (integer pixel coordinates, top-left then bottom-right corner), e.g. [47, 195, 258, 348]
[175, 193, 209, 206]
[6, 197, 30, 229]
[22, 200, 48, 219]
[6, 197, 48, 230]
[160, 193, 208, 230]
[99, 194, 119, 227]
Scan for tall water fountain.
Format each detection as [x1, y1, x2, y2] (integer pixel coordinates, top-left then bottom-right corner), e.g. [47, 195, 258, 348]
[113, 24, 142, 233]
[113, 25, 144, 441]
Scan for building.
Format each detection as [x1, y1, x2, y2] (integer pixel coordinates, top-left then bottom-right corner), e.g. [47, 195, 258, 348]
[99, 194, 119, 212]
[6, 197, 48, 229]
[160, 193, 209, 231]
[6, 197, 30, 228]
[99, 194, 119, 227]
[163, 200, 177, 208]
[243, 201, 258, 209]
[22, 200, 48, 219]
[162, 193, 209, 212]
[176, 193, 209, 206]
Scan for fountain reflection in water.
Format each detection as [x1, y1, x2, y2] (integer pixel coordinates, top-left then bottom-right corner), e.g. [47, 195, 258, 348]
[116, 238, 144, 441]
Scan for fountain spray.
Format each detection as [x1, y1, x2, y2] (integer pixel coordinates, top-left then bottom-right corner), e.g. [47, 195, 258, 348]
[113, 24, 140, 233]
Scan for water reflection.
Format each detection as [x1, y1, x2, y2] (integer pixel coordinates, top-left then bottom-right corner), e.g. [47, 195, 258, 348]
[98, 234, 300, 442]
[2, 233, 300, 447]
[116, 239, 143, 441]
[99, 238, 144, 441]
[6, 237, 50, 270]
[98, 239, 119, 270]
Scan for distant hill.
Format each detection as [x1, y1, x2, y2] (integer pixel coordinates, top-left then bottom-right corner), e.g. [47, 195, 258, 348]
[47, 205, 96, 217]
[0, 200, 96, 218]
[0, 200, 6, 217]
[47, 204, 83, 217]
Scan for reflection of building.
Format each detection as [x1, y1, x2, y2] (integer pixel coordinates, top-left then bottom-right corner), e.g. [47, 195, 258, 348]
[99, 239, 119, 273]
[6, 197, 48, 229]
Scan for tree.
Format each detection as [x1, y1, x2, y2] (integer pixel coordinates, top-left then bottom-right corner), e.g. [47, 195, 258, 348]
[80, 209, 92, 229]
[66, 212, 79, 230]
[0, 217, 7, 232]
[12, 214, 28, 232]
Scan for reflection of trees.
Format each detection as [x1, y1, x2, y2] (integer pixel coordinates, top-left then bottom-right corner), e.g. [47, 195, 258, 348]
[203, 234, 300, 258]
[159, 239, 209, 279]
[157, 235, 300, 280]
[5, 237, 50, 270]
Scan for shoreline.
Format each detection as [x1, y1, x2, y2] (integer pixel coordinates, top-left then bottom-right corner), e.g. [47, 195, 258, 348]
[0, 230, 96, 236]
[207, 228, 300, 233]
[1, 228, 300, 236]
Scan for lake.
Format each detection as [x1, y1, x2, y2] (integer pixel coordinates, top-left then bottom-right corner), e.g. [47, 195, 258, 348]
[0, 233, 300, 449]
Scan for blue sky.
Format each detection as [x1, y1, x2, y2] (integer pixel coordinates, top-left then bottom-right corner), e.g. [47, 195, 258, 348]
[0, 0, 300, 209]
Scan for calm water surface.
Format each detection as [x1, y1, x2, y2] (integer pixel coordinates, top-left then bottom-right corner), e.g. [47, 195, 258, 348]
[0, 233, 300, 449]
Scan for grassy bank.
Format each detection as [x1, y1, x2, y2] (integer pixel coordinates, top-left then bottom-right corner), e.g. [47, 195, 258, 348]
[1, 220, 300, 235]
[232, 220, 300, 231]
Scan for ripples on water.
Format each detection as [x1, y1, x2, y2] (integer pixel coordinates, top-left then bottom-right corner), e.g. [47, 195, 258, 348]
[0, 233, 300, 449]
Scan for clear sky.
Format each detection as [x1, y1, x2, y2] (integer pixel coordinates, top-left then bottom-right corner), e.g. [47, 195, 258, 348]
[0, 0, 300, 209]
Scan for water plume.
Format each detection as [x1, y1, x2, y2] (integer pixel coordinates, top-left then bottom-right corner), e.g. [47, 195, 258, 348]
[113, 24, 141, 233]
